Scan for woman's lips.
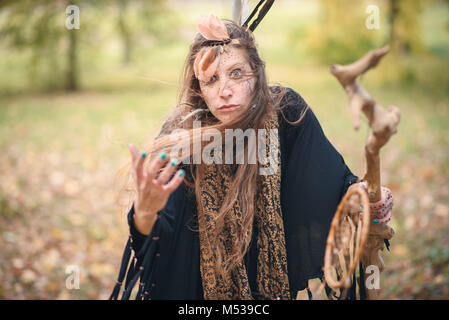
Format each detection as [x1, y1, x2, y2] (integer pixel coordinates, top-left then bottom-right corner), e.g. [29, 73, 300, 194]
[219, 104, 240, 112]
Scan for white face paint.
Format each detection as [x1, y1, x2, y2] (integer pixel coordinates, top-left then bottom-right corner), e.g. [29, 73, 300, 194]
[199, 46, 256, 124]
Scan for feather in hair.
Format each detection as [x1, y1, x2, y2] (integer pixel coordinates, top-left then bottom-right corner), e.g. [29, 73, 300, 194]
[232, 0, 243, 26]
[196, 14, 229, 41]
[200, 47, 220, 82]
[232, 0, 250, 26]
[193, 49, 205, 80]
[243, 0, 265, 28]
[194, 46, 221, 82]
[194, 14, 230, 81]
[248, 0, 275, 31]
[242, 0, 251, 25]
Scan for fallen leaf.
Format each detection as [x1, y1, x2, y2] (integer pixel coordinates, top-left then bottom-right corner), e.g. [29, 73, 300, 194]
[21, 270, 37, 284]
[435, 204, 448, 218]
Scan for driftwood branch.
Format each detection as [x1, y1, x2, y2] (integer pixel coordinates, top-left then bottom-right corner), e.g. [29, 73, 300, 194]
[326, 45, 400, 299]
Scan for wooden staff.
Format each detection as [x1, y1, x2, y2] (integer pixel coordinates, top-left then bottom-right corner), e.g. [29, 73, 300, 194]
[329, 45, 400, 299]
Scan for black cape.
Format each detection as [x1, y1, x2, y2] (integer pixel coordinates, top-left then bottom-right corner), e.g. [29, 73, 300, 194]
[111, 87, 359, 300]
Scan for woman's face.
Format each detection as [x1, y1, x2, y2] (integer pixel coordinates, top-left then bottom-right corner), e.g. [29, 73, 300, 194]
[199, 46, 256, 123]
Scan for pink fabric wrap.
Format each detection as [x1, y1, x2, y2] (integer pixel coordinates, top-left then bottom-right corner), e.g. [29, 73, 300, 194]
[359, 181, 394, 224]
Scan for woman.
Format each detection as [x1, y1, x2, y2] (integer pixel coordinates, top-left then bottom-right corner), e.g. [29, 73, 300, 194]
[110, 14, 393, 300]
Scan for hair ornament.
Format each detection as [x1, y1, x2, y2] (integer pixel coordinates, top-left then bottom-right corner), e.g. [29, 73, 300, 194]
[193, 1, 276, 82]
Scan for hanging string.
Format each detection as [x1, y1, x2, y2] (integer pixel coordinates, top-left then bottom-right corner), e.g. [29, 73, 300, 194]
[109, 213, 163, 300]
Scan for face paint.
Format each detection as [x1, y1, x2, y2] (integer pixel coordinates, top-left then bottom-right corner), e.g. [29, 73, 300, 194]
[199, 46, 256, 123]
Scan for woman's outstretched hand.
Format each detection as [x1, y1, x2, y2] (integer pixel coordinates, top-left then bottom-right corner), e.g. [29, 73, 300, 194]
[128, 143, 185, 235]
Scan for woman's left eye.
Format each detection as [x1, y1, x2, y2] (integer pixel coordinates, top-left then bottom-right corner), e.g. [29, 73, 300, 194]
[231, 69, 242, 78]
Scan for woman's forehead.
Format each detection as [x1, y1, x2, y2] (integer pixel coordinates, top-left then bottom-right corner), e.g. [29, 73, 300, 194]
[217, 47, 249, 70]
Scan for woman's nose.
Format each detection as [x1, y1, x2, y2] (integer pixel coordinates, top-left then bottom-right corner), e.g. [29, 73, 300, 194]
[219, 80, 233, 98]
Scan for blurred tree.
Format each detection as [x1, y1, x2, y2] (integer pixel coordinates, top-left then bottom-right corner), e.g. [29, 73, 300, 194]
[302, 0, 383, 64]
[0, 0, 85, 91]
[0, 0, 175, 91]
[388, 0, 425, 55]
[117, 0, 132, 65]
[115, 0, 174, 66]
[66, 0, 80, 91]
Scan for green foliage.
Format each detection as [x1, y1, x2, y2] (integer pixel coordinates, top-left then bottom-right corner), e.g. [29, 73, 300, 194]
[0, 0, 176, 91]
[302, 0, 384, 64]
[389, 0, 426, 55]
[0, 0, 69, 90]
[286, 0, 449, 92]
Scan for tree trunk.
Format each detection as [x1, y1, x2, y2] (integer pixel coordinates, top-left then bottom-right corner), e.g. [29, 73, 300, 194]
[388, 0, 424, 55]
[66, 27, 79, 91]
[118, 0, 132, 66]
[66, 29, 79, 91]
[388, 0, 399, 49]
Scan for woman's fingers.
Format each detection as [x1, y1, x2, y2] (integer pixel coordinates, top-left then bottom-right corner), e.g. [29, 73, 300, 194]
[163, 169, 185, 192]
[135, 151, 147, 189]
[128, 143, 146, 189]
[130, 147, 185, 196]
[154, 157, 179, 186]
[128, 143, 138, 164]
[146, 151, 168, 182]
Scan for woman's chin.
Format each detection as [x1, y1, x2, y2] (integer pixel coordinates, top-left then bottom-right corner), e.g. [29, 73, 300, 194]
[217, 108, 247, 124]
[219, 115, 240, 125]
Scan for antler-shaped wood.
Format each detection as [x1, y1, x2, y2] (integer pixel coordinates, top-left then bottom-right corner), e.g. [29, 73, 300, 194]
[329, 45, 400, 299]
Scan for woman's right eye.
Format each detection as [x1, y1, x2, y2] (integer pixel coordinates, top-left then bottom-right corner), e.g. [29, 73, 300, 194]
[205, 75, 217, 85]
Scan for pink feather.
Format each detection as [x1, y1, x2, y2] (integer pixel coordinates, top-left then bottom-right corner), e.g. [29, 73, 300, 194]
[196, 14, 229, 41]
[193, 47, 221, 82]
[193, 49, 205, 80]
[199, 47, 220, 82]
[194, 14, 229, 81]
